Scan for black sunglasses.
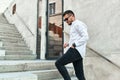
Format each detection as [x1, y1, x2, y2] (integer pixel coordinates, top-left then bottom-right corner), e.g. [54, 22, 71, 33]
[63, 15, 71, 21]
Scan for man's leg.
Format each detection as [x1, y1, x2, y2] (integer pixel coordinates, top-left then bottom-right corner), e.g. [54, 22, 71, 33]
[55, 48, 81, 80]
[73, 57, 86, 80]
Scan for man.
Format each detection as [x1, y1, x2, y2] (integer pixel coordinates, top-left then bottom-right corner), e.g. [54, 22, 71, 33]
[55, 10, 89, 80]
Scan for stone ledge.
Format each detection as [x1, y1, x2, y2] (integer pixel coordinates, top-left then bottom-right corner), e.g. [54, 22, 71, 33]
[0, 72, 37, 80]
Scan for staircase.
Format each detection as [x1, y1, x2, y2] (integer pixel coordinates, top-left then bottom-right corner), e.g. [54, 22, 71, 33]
[48, 31, 62, 59]
[0, 13, 74, 80]
[1, 13, 120, 80]
[0, 60, 74, 80]
[0, 14, 36, 60]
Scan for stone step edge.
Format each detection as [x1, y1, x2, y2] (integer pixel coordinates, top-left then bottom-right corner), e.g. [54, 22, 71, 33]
[0, 68, 74, 80]
[0, 60, 56, 72]
[32, 69, 74, 80]
[0, 46, 29, 49]
[0, 23, 15, 27]
[0, 55, 36, 60]
[1, 41, 26, 45]
[0, 36, 23, 40]
[53, 76, 77, 80]
[0, 60, 55, 65]
[0, 72, 37, 80]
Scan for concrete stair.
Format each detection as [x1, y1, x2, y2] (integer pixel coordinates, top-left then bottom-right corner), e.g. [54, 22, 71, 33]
[0, 13, 36, 60]
[1, 11, 120, 80]
[48, 31, 62, 59]
[49, 31, 62, 41]
[0, 13, 74, 80]
[53, 77, 77, 80]
[0, 60, 74, 80]
[1, 48, 120, 80]
[2, 42, 27, 47]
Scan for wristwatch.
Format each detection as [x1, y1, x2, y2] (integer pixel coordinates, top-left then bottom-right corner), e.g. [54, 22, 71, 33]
[72, 43, 76, 47]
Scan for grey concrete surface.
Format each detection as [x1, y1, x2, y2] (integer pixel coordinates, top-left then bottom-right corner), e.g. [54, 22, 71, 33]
[54, 48, 120, 80]
[64, 0, 120, 69]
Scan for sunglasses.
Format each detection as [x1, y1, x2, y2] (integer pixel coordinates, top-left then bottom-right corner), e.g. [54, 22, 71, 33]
[63, 15, 71, 21]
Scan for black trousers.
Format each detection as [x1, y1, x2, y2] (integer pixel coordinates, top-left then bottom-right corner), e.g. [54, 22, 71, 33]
[55, 48, 86, 80]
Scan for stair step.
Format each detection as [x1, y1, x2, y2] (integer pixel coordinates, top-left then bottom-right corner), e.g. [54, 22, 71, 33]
[0, 36, 23, 40]
[49, 40, 62, 46]
[0, 28, 19, 33]
[33, 69, 74, 80]
[2, 41, 25, 45]
[0, 60, 55, 73]
[53, 76, 77, 80]
[1, 46, 29, 51]
[0, 30, 20, 35]
[0, 72, 37, 80]
[0, 68, 74, 80]
[48, 48, 62, 52]
[0, 38, 25, 43]
[54, 38, 62, 41]
[0, 23, 16, 29]
[4, 55, 36, 60]
[2, 42, 27, 47]
[48, 45, 62, 49]
[49, 36, 62, 41]
[5, 50, 32, 55]
[49, 31, 54, 36]
[49, 31, 62, 40]
[0, 32, 22, 38]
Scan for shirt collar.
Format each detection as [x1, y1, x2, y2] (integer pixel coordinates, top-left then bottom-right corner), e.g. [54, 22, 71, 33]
[71, 19, 77, 26]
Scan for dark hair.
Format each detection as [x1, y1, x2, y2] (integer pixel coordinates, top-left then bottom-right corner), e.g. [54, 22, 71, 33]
[63, 10, 75, 17]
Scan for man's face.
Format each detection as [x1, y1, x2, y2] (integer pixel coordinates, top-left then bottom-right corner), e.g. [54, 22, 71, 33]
[63, 14, 73, 25]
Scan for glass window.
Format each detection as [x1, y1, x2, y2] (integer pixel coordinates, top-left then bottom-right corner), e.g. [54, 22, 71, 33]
[49, 3, 55, 15]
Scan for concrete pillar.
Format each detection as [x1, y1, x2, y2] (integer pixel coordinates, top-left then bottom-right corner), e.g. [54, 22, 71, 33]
[40, 0, 47, 59]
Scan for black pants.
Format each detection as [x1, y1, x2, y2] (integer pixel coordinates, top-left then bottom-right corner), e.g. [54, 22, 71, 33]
[55, 48, 86, 80]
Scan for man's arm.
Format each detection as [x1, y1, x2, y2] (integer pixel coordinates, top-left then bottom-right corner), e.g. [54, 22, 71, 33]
[63, 43, 69, 48]
[74, 24, 89, 47]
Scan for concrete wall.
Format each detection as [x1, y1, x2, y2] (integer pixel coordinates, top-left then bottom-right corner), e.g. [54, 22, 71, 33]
[64, 0, 120, 56]
[0, 0, 13, 13]
[4, 0, 38, 54]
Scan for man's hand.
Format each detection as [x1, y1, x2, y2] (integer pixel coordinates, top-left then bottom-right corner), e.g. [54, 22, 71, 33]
[63, 43, 69, 48]
[70, 45, 75, 48]
[70, 43, 76, 49]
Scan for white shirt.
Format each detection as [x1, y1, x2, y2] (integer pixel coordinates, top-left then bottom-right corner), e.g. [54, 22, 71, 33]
[68, 20, 89, 58]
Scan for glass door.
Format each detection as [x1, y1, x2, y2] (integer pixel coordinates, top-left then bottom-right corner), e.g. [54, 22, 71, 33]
[46, 0, 63, 59]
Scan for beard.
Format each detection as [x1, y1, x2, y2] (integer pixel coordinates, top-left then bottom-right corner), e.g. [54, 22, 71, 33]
[68, 22, 72, 25]
[68, 23, 72, 25]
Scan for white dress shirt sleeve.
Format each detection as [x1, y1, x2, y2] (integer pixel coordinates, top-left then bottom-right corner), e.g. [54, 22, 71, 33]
[74, 23, 89, 47]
